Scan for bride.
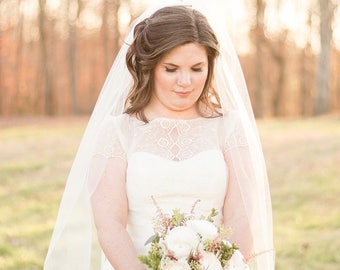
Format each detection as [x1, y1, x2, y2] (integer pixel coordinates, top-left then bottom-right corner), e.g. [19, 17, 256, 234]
[44, 2, 274, 270]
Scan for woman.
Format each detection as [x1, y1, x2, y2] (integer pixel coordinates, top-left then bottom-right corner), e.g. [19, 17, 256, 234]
[44, 2, 274, 270]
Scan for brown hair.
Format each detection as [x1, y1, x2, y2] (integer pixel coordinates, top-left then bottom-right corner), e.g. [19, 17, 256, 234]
[125, 5, 221, 122]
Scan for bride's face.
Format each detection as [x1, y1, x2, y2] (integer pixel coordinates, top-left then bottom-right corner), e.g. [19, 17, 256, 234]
[148, 43, 208, 118]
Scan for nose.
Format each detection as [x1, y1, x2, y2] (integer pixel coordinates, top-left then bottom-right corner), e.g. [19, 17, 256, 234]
[177, 71, 191, 87]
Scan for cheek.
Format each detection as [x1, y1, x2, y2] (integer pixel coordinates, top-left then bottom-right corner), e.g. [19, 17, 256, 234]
[195, 72, 209, 87]
[155, 73, 175, 91]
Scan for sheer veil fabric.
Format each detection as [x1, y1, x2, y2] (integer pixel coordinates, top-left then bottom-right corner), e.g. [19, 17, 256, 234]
[44, 1, 275, 269]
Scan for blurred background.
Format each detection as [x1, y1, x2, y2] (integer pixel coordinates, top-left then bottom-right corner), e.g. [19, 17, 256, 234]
[0, 0, 340, 269]
[0, 0, 339, 117]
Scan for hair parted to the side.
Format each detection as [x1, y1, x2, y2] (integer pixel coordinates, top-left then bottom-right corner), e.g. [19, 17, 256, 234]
[125, 5, 221, 122]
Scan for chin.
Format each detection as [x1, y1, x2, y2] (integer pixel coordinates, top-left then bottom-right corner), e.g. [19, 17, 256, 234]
[171, 105, 197, 113]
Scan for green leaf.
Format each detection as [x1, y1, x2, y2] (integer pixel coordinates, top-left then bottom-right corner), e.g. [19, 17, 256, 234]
[171, 208, 185, 226]
[206, 208, 218, 222]
[216, 242, 239, 267]
[144, 234, 159, 245]
[138, 242, 162, 270]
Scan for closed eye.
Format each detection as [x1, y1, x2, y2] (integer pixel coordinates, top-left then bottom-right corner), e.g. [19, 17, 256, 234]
[192, 67, 203, 72]
[165, 67, 177, 72]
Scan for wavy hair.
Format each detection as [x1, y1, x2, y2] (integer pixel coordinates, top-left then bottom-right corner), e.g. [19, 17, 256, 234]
[125, 5, 221, 122]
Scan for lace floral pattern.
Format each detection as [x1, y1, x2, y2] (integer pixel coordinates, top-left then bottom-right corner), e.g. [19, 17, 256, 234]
[222, 117, 249, 152]
[93, 112, 249, 162]
[92, 116, 127, 160]
[132, 117, 221, 161]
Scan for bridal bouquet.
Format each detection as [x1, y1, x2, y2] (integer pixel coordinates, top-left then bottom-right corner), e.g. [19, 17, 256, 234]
[138, 200, 250, 270]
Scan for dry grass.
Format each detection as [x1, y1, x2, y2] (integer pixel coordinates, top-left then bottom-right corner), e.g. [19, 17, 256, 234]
[0, 117, 88, 270]
[258, 115, 340, 270]
[0, 115, 339, 269]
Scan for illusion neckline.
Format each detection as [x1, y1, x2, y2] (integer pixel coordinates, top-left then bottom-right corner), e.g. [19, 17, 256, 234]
[126, 113, 220, 124]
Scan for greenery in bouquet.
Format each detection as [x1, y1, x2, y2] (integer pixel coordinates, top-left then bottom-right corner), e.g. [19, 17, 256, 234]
[138, 199, 250, 270]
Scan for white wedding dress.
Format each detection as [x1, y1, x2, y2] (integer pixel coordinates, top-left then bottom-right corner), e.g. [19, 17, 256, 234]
[94, 113, 243, 270]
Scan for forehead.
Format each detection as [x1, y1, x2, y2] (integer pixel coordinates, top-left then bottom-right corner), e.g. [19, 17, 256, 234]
[160, 43, 208, 64]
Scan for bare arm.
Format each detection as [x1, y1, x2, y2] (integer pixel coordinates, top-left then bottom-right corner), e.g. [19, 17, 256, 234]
[223, 147, 254, 259]
[91, 157, 146, 270]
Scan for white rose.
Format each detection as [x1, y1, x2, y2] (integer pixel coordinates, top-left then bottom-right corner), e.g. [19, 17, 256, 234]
[162, 226, 200, 259]
[186, 220, 219, 241]
[200, 251, 223, 270]
[224, 262, 236, 270]
[162, 259, 192, 270]
[224, 250, 250, 270]
[222, 240, 232, 247]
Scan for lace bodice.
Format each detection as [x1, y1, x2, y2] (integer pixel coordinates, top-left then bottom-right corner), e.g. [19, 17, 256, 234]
[96, 115, 225, 160]
[94, 113, 245, 161]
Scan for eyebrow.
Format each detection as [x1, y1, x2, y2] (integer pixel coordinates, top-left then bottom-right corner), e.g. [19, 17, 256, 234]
[163, 62, 205, 67]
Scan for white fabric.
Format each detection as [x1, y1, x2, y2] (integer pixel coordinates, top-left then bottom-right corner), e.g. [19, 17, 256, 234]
[96, 113, 241, 270]
[44, 1, 275, 270]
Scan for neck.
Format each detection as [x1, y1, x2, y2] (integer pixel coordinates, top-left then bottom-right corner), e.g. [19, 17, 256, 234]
[143, 104, 201, 121]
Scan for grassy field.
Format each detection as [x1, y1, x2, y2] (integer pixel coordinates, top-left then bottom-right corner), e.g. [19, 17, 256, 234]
[0, 116, 339, 269]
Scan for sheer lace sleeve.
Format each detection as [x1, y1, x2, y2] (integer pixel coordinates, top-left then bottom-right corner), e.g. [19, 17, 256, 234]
[88, 115, 128, 196]
[92, 115, 127, 160]
[221, 110, 249, 152]
[221, 111, 274, 269]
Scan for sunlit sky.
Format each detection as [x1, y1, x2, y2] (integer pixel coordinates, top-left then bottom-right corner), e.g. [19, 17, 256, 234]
[16, 0, 340, 53]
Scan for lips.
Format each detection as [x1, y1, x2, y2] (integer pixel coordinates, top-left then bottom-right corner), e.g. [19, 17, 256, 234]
[174, 91, 192, 97]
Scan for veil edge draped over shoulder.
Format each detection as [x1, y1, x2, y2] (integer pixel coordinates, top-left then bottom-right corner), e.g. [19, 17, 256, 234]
[44, 1, 275, 269]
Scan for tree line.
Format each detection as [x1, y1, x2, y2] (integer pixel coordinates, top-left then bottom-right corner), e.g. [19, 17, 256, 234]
[0, 0, 339, 117]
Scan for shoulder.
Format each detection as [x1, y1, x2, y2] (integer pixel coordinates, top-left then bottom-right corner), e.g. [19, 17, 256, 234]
[95, 114, 131, 144]
[93, 114, 131, 158]
[98, 113, 137, 130]
[97, 113, 142, 147]
[219, 110, 250, 150]
[100, 113, 127, 125]
[211, 110, 242, 132]
[222, 110, 242, 125]
[218, 109, 243, 136]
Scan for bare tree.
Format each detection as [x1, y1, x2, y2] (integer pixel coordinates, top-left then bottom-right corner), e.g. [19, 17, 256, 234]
[111, 0, 121, 57]
[335, 48, 340, 109]
[38, 0, 55, 115]
[67, 0, 82, 114]
[101, 0, 110, 71]
[300, 9, 314, 116]
[314, 0, 336, 115]
[101, 0, 121, 71]
[252, 0, 266, 118]
[15, 0, 24, 111]
[0, 1, 24, 114]
[0, 28, 2, 115]
[268, 31, 287, 117]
